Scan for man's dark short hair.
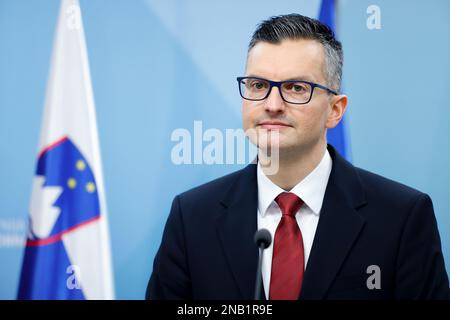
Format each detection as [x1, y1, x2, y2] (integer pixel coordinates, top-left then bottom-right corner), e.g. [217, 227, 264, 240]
[248, 14, 343, 92]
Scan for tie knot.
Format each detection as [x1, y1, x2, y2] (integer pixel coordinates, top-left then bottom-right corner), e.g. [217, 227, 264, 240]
[275, 192, 304, 217]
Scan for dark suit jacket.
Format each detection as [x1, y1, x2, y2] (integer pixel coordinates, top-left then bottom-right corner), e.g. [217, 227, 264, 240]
[146, 145, 449, 299]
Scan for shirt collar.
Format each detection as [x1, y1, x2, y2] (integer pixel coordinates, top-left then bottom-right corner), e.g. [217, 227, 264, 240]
[257, 148, 333, 217]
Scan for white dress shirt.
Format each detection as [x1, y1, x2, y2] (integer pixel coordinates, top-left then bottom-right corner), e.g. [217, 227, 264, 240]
[257, 148, 332, 299]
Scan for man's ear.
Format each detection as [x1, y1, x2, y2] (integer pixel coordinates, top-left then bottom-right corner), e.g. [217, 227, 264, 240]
[326, 94, 348, 129]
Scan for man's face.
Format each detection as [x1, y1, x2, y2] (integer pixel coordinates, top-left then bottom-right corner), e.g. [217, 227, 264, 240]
[242, 39, 340, 156]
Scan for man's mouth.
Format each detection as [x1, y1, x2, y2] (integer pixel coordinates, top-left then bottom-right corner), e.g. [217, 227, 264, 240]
[257, 120, 292, 130]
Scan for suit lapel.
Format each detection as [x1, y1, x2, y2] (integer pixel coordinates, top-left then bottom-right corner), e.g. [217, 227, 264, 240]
[216, 164, 259, 299]
[300, 145, 367, 299]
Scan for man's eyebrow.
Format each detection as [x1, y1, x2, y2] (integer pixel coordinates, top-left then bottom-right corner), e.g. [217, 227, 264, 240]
[246, 74, 316, 82]
[283, 75, 316, 82]
[245, 74, 267, 79]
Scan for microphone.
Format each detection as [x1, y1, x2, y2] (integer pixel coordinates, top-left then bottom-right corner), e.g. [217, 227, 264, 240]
[254, 228, 272, 300]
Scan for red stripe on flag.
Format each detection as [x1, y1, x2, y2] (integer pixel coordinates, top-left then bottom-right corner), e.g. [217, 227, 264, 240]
[26, 215, 101, 247]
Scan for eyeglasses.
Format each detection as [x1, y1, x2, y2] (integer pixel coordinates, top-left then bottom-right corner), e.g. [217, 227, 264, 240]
[236, 76, 338, 105]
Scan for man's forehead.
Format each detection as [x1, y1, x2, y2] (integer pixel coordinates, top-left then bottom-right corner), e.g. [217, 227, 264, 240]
[246, 39, 325, 82]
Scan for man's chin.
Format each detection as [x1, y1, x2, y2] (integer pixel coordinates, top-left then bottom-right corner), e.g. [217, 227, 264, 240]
[245, 127, 297, 152]
[257, 139, 297, 154]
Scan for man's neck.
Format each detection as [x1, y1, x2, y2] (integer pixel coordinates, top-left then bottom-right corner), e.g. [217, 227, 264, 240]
[259, 141, 327, 191]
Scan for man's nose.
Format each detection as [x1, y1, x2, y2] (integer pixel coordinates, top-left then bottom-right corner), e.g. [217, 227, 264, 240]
[264, 86, 286, 113]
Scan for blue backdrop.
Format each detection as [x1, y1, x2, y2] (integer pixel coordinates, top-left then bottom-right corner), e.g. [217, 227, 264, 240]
[0, 0, 449, 299]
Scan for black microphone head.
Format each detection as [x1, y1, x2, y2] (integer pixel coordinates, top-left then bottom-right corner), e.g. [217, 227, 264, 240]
[254, 229, 272, 249]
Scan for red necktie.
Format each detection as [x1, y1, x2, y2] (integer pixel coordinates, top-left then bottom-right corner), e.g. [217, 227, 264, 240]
[269, 192, 305, 300]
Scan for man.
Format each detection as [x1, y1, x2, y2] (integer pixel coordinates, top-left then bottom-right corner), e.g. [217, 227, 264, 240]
[146, 14, 449, 299]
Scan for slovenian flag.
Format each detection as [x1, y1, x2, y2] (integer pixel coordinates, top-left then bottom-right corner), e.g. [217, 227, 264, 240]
[17, 0, 114, 299]
[319, 0, 351, 160]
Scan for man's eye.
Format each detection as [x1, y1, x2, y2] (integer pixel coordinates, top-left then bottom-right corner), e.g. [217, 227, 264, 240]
[292, 85, 305, 92]
[284, 83, 306, 92]
[250, 81, 267, 90]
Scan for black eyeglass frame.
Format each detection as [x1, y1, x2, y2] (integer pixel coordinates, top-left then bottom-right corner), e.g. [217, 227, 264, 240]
[237, 76, 338, 105]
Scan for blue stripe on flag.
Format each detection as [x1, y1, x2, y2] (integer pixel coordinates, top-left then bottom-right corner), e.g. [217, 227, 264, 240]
[18, 240, 86, 299]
